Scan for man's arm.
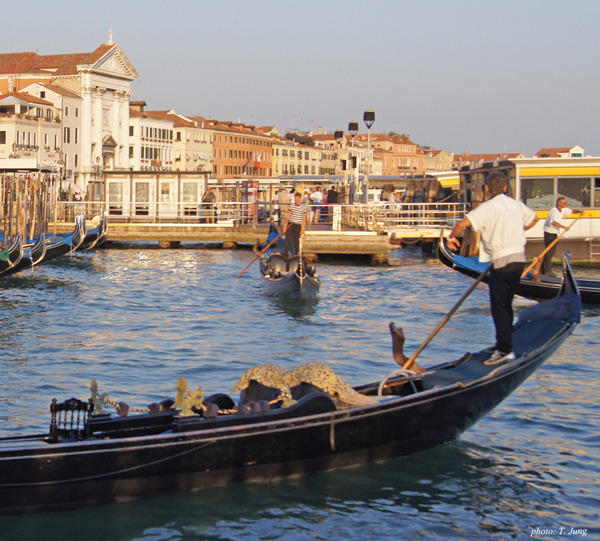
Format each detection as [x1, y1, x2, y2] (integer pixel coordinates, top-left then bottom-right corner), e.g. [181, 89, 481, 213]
[525, 214, 539, 231]
[447, 217, 472, 251]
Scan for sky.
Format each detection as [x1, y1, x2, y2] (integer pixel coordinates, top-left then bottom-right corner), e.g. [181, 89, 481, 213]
[3, 0, 599, 157]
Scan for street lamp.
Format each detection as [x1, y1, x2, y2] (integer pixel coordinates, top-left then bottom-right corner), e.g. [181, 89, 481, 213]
[363, 110, 375, 174]
[348, 121, 359, 143]
[348, 122, 359, 203]
[363, 110, 375, 202]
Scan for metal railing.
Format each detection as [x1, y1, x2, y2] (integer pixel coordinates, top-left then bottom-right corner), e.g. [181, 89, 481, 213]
[54, 200, 467, 233]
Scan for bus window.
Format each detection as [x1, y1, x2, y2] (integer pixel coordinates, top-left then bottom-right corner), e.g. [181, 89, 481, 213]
[557, 177, 590, 208]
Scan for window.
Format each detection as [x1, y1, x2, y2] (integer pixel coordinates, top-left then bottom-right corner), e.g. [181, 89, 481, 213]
[0, 131, 5, 145]
[75, 108, 79, 117]
[75, 128, 78, 144]
[558, 177, 590, 208]
[129, 126, 134, 136]
[64, 127, 71, 144]
[40, 91, 45, 98]
[65, 107, 69, 116]
[520, 178, 554, 209]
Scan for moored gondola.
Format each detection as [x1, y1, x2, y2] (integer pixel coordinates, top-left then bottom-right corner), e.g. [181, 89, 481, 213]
[437, 234, 600, 304]
[0, 233, 24, 275]
[0, 255, 580, 514]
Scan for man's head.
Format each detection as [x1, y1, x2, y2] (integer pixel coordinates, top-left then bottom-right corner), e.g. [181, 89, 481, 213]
[486, 171, 508, 196]
[295, 192, 302, 203]
[556, 197, 567, 209]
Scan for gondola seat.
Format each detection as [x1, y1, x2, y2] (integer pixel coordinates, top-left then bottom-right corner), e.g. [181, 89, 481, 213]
[47, 397, 94, 442]
[267, 254, 288, 276]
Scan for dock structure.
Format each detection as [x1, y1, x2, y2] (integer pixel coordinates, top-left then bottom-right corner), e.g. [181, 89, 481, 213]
[102, 223, 393, 264]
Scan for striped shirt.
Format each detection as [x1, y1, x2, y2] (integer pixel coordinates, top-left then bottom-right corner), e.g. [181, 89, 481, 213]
[288, 202, 308, 224]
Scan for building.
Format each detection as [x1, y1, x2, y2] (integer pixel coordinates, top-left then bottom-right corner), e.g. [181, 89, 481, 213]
[272, 139, 321, 176]
[0, 31, 138, 199]
[0, 91, 62, 172]
[170, 114, 213, 173]
[128, 102, 174, 171]
[208, 120, 273, 178]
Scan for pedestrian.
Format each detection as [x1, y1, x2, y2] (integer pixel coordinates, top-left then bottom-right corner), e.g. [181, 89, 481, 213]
[283, 192, 308, 258]
[312, 186, 323, 224]
[201, 187, 216, 223]
[541, 197, 583, 276]
[447, 170, 539, 365]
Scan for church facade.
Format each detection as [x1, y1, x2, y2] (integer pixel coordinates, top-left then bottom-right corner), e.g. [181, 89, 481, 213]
[0, 31, 138, 197]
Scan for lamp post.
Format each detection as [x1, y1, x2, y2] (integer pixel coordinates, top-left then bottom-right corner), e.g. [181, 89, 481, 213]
[334, 129, 345, 183]
[348, 122, 359, 203]
[363, 110, 375, 175]
[363, 110, 375, 204]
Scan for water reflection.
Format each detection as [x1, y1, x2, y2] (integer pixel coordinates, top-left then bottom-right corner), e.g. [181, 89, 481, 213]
[268, 297, 318, 320]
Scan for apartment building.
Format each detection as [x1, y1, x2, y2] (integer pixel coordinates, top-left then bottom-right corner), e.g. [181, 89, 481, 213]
[0, 91, 61, 170]
[21, 83, 83, 178]
[208, 120, 273, 178]
[129, 102, 174, 171]
[170, 114, 213, 173]
[272, 139, 321, 176]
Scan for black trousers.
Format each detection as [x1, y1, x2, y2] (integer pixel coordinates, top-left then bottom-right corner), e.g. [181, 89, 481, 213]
[488, 261, 525, 353]
[542, 231, 558, 275]
[284, 223, 302, 257]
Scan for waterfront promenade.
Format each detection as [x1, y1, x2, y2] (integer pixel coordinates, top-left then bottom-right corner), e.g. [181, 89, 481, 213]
[53, 201, 466, 263]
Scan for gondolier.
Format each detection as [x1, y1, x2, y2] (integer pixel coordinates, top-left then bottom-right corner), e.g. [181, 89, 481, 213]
[447, 170, 539, 364]
[283, 192, 308, 258]
[542, 197, 583, 276]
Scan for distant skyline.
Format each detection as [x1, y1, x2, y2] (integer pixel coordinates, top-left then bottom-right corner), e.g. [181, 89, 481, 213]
[3, 0, 599, 157]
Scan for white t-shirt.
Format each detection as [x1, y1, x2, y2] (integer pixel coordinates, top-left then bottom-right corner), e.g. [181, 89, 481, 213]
[467, 194, 537, 266]
[543, 205, 573, 234]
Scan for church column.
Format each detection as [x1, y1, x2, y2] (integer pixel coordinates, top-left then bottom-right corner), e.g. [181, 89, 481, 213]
[112, 90, 122, 168]
[81, 85, 93, 171]
[94, 87, 106, 167]
[121, 91, 132, 169]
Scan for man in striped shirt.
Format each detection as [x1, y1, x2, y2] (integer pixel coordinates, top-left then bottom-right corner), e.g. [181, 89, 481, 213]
[284, 192, 308, 257]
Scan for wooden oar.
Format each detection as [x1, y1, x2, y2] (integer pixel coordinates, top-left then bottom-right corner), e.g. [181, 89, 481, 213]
[236, 233, 282, 278]
[298, 236, 304, 291]
[402, 261, 493, 371]
[521, 215, 581, 279]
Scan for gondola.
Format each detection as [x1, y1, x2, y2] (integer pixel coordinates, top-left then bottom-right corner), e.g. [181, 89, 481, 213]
[0, 233, 24, 275]
[0, 217, 87, 278]
[0, 230, 46, 277]
[0, 255, 580, 514]
[256, 225, 321, 300]
[45, 214, 87, 253]
[437, 234, 600, 304]
[78, 211, 108, 251]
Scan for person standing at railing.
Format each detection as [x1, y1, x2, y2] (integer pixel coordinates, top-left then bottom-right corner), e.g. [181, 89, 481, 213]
[312, 186, 323, 224]
[201, 187, 216, 224]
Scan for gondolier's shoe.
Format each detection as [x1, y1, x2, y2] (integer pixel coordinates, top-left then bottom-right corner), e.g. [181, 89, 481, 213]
[484, 350, 516, 366]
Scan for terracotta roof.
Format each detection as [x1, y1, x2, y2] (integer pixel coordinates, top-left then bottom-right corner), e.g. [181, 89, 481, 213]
[32, 83, 81, 98]
[0, 90, 53, 105]
[0, 44, 114, 76]
[454, 152, 523, 162]
[534, 147, 572, 158]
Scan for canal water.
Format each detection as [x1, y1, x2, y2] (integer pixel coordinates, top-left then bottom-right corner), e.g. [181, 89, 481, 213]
[0, 245, 598, 541]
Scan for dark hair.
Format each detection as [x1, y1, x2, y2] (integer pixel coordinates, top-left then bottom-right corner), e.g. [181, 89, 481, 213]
[486, 170, 508, 195]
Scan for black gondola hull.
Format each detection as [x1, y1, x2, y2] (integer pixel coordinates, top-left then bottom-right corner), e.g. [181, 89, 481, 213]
[437, 236, 600, 304]
[0, 257, 580, 514]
